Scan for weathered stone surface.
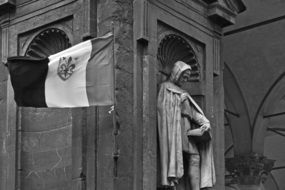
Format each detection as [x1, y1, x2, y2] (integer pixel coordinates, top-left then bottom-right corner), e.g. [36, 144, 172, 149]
[20, 107, 73, 189]
[21, 147, 72, 171]
[114, 177, 132, 190]
[22, 126, 72, 153]
[14, 0, 66, 19]
[97, 0, 134, 189]
[21, 108, 71, 132]
[21, 165, 73, 190]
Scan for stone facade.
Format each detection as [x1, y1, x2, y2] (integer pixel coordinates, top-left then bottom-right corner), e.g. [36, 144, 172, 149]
[0, 0, 244, 190]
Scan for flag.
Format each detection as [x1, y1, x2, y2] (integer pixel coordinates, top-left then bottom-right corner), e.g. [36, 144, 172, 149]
[7, 33, 114, 108]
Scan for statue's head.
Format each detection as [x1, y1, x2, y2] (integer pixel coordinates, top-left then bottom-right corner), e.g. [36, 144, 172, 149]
[169, 61, 191, 87]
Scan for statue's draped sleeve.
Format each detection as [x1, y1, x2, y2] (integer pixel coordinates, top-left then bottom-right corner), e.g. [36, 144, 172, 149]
[181, 97, 216, 188]
[181, 98, 210, 154]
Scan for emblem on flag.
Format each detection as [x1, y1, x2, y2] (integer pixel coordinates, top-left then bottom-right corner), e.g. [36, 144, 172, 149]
[57, 56, 76, 81]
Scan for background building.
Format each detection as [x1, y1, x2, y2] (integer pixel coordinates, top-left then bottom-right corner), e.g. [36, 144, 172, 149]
[224, 1, 285, 190]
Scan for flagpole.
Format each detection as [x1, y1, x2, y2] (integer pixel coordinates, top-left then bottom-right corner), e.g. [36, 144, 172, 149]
[111, 21, 119, 178]
[112, 22, 116, 109]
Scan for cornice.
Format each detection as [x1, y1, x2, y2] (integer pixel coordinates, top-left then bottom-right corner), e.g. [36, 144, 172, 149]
[202, 0, 246, 13]
[0, 0, 16, 15]
[202, 0, 246, 27]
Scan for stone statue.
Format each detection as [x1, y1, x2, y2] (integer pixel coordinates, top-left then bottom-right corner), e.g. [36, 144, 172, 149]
[157, 61, 216, 190]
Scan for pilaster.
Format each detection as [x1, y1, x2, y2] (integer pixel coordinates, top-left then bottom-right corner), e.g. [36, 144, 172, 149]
[0, 18, 17, 190]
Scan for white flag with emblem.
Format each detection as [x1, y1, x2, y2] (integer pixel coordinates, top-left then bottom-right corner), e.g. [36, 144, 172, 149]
[6, 32, 114, 108]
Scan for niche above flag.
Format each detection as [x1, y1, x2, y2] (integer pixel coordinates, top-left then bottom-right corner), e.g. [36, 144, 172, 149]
[6, 32, 114, 108]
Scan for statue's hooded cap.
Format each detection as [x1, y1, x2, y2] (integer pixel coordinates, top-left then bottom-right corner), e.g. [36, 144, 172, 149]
[169, 61, 191, 83]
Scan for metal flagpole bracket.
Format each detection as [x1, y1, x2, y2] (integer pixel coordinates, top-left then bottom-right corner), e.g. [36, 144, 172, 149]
[108, 105, 114, 114]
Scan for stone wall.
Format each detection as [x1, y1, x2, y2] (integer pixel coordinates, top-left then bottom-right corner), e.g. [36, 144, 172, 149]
[0, 0, 96, 189]
[20, 108, 73, 190]
[97, 0, 134, 189]
[0, 17, 16, 190]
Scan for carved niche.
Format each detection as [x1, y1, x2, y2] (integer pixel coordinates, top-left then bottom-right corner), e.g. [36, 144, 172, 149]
[25, 28, 71, 58]
[157, 23, 204, 84]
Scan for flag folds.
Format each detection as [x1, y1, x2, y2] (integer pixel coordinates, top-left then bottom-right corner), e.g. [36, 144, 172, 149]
[7, 33, 114, 108]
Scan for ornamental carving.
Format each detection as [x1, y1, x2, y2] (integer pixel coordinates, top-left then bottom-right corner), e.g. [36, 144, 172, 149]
[201, 0, 246, 13]
[226, 153, 275, 186]
[157, 34, 200, 82]
[25, 28, 71, 58]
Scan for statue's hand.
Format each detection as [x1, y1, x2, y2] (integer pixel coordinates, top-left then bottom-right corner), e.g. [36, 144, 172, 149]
[200, 123, 210, 134]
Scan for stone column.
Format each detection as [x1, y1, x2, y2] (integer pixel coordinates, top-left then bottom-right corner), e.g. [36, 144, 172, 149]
[225, 153, 275, 190]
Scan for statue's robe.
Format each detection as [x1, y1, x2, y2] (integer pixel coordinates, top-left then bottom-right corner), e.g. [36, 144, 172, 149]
[157, 81, 216, 188]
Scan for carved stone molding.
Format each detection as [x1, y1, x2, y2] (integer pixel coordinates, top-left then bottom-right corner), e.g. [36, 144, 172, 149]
[134, 0, 149, 42]
[202, 0, 245, 13]
[208, 2, 237, 27]
[1, 22, 8, 62]
[226, 153, 275, 186]
[213, 38, 221, 76]
[204, 0, 246, 27]
[224, 0, 246, 13]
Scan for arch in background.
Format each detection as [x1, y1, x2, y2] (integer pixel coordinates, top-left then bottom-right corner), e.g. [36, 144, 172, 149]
[252, 73, 285, 190]
[224, 63, 252, 154]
